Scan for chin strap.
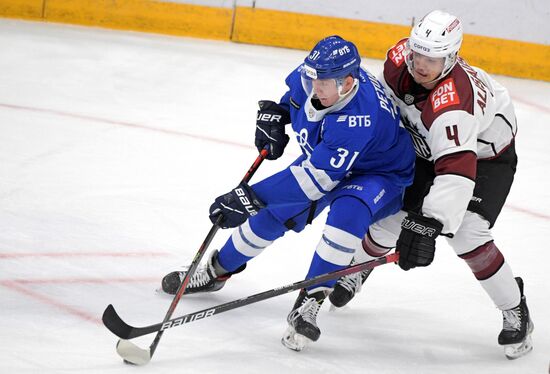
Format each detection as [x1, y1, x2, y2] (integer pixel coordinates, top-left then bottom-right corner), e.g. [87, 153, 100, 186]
[304, 78, 359, 122]
[337, 78, 359, 99]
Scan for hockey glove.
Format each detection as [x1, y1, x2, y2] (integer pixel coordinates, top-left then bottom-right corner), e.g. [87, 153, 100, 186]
[255, 100, 291, 160]
[396, 212, 443, 271]
[209, 182, 265, 229]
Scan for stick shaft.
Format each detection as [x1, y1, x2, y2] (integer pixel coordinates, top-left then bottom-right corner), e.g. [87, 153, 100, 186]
[148, 148, 269, 356]
[103, 253, 398, 339]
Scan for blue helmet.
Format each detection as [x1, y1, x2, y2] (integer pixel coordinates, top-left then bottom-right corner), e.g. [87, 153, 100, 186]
[301, 35, 361, 80]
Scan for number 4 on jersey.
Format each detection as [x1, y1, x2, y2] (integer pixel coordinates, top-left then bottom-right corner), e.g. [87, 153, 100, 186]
[446, 124, 460, 146]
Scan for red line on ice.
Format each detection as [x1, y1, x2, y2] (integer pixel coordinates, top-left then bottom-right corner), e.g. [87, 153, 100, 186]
[0, 280, 102, 323]
[0, 102, 252, 149]
[2, 101, 549, 221]
[8, 276, 158, 285]
[0, 251, 171, 259]
[505, 203, 550, 221]
[511, 95, 550, 114]
[0, 276, 158, 323]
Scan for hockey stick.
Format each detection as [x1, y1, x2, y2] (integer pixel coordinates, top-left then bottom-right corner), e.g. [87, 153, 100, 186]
[106, 148, 270, 366]
[104, 253, 398, 345]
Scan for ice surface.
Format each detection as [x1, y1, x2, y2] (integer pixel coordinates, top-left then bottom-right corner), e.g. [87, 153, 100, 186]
[1, 19, 549, 374]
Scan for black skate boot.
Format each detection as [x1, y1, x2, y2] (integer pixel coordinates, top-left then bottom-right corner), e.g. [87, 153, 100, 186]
[329, 261, 373, 308]
[161, 250, 245, 295]
[498, 277, 534, 359]
[281, 288, 327, 351]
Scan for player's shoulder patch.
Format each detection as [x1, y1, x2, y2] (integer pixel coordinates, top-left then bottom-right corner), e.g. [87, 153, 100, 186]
[388, 38, 408, 67]
[430, 77, 461, 113]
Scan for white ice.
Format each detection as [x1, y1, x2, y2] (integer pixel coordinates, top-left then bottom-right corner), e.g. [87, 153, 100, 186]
[1, 19, 549, 374]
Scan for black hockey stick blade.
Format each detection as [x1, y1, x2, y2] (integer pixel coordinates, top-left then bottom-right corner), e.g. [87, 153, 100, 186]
[105, 148, 271, 365]
[104, 304, 154, 364]
[103, 305, 132, 339]
[103, 253, 398, 341]
[103, 304, 162, 339]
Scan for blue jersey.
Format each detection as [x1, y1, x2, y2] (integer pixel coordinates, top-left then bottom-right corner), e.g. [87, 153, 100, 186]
[252, 66, 415, 219]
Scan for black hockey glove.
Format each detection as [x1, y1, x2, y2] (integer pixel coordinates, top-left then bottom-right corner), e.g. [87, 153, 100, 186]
[396, 212, 443, 271]
[255, 100, 291, 160]
[209, 182, 265, 229]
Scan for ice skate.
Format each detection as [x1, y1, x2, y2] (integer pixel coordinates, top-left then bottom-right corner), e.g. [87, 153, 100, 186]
[498, 277, 534, 359]
[161, 250, 245, 295]
[281, 289, 327, 351]
[329, 261, 373, 308]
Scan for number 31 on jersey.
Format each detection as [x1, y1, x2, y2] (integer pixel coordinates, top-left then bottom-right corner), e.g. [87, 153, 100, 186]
[330, 148, 359, 170]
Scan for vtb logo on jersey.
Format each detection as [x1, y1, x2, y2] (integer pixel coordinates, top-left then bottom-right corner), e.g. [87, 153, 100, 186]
[430, 78, 460, 112]
[338, 115, 371, 127]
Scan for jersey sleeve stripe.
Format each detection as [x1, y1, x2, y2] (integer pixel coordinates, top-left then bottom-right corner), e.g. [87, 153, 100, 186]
[304, 167, 328, 194]
[290, 160, 339, 201]
[434, 151, 477, 181]
[290, 165, 325, 200]
[302, 159, 339, 191]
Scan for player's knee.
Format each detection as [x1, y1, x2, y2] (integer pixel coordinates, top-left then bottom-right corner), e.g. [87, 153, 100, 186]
[448, 212, 504, 280]
[448, 211, 493, 255]
[247, 208, 287, 241]
[365, 210, 405, 249]
[327, 196, 372, 238]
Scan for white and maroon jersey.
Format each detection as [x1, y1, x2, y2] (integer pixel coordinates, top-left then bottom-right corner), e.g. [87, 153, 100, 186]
[381, 38, 517, 234]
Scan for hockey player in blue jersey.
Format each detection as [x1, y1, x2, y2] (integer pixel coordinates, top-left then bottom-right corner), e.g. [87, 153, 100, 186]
[161, 36, 415, 350]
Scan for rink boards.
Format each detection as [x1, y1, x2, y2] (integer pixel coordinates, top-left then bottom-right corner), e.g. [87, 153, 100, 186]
[1, 0, 549, 82]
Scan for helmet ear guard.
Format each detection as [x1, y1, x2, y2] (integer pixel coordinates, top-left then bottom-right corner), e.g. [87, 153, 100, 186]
[405, 10, 463, 79]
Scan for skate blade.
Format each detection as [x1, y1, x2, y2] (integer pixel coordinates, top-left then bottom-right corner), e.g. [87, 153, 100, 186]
[281, 325, 312, 352]
[504, 335, 533, 359]
[504, 320, 534, 360]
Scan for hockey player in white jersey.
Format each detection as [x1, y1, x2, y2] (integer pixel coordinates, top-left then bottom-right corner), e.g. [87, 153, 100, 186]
[329, 10, 533, 359]
[161, 36, 415, 351]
